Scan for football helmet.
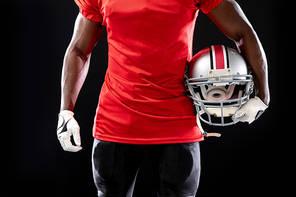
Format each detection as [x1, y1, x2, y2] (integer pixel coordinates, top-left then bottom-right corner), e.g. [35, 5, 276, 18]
[185, 45, 253, 126]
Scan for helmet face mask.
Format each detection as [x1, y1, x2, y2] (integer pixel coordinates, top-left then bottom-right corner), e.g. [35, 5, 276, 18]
[186, 45, 254, 126]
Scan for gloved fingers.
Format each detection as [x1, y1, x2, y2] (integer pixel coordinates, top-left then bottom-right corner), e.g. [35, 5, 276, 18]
[57, 112, 82, 152]
[235, 96, 268, 124]
[58, 133, 82, 152]
[58, 135, 68, 151]
[68, 118, 81, 146]
[232, 109, 246, 122]
[236, 110, 246, 119]
[72, 128, 81, 146]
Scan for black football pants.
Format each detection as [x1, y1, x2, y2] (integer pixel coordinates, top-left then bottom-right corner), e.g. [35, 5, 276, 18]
[92, 139, 201, 197]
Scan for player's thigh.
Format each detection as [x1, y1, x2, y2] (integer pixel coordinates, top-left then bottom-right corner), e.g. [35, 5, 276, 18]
[149, 142, 201, 197]
[92, 139, 145, 197]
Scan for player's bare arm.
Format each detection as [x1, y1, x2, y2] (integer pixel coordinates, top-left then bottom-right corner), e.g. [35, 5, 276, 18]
[207, 0, 270, 105]
[57, 13, 103, 152]
[56, 0, 272, 195]
[61, 13, 103, 111]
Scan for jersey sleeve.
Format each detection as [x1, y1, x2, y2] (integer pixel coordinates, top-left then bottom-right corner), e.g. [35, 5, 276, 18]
[194, 0, 224, 14]
[74, 0, 103, 22]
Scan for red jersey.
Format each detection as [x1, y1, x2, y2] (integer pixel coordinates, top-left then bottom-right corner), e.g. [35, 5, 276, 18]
[74, 0, 223, 144]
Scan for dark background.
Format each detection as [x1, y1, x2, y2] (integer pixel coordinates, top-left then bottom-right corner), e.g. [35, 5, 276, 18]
[8, 0, 289, 196]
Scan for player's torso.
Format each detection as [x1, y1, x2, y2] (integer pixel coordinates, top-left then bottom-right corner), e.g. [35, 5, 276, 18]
[100, 0, 199, 98]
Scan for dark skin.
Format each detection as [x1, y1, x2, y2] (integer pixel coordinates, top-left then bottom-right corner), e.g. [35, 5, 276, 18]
[60, 0, 270, 112]
[207, 0, 270, 105]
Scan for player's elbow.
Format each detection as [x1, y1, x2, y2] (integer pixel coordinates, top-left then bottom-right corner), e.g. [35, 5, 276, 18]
[70, 46, 91, 63]
[233, 24, 257, 48]
[231, 25, 249, 45]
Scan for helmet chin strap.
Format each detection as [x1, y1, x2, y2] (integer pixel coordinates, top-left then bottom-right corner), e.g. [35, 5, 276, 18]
[196, 115, 221, 137]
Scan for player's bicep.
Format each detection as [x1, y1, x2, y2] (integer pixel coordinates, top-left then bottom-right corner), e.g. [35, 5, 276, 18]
[66, 13, 103, 60]
[206, 0, 253, 43]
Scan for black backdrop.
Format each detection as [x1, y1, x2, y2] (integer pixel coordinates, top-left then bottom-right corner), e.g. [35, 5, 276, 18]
[8, 0, 289, 196]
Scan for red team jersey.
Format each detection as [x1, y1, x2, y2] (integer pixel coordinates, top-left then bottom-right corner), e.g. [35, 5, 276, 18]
[74, 0, 223, 144]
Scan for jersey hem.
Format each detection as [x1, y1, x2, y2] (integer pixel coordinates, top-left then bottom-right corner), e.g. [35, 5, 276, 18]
[94, 134, 204, 145]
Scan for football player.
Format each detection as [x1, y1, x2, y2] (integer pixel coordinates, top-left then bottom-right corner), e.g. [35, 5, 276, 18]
[57, 0, 270, 196]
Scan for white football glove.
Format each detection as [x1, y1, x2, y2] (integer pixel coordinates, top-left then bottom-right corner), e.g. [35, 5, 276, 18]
[57, 110, 82, 152]
[232, 96, 268, 124]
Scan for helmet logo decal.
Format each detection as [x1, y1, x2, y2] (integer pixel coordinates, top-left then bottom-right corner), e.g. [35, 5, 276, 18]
[210, 45, 230, 70]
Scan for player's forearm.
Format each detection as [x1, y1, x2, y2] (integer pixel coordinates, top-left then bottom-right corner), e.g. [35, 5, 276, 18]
[207, 0, 270, 105]
[60, 49, 91, 111]
[235, 28, 270, 105]
[59, 13, 103, 112]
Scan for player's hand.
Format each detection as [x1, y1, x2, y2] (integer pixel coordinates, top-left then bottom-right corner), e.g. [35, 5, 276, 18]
[57, 110, 82, 152]
[232, 96, 268, 124]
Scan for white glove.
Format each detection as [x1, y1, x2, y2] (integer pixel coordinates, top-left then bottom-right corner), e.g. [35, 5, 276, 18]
[232, 96, 268, 124]
[57, 110, 82, 152]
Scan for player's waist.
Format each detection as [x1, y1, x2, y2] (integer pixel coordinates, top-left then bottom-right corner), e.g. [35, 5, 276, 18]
[105, 69, 186, 100]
